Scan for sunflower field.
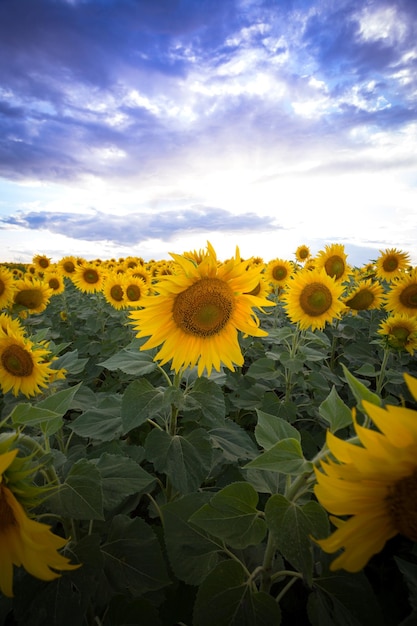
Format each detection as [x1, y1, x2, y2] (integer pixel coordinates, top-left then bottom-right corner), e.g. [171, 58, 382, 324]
[0, 243, 417, 626]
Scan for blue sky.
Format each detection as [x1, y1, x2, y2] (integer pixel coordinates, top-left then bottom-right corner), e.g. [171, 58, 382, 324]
[1, 0, 417, 266]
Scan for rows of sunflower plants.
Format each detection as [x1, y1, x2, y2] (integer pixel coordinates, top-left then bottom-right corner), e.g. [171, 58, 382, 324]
[0, 243, 417, 626]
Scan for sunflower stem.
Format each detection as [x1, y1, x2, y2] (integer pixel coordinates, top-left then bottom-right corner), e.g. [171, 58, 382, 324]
[376, 348, 391, 396]
[260, 531, 277, 593]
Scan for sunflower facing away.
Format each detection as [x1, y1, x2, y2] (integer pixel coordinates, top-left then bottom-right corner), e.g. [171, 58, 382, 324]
[129, 242, 273, 376]
[0, 447, 79, 597]
[314, 372, 417, 572]
[283, 268, 346, 331]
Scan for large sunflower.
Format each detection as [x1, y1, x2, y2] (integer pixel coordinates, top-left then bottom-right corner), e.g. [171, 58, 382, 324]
[283, 268, 345, 331]
[378, 313, 417, 355]
[0, 448, 79, 597]
[129, 242, 273, 376]
[343, 279, 385, 315]
[314, 372, 417, 572]
[315, 243, 350, 282]
[0, 334, 55, 397]
[12, 277, 52, 314]
[384, 269, 417, 316]
[375, 248, 411, 282]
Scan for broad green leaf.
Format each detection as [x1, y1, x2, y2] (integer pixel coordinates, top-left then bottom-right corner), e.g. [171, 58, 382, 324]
[102, 514, 170, 594]
[99, 348, 157, 376]
[395, 557, 417, 613]
[255, 409, 301, 450]
[193, 560, 281, 626]
[246, 357, 279, 380]
[243, 438, 313, 474]
[162, 493, 221, 585]
[265, 494, 321, 585]
[121, 379, 165, 433]
[183, 377, 226, 426]
[49, 458, 104, 520]
[11, 403, 60, 427]
[342, 364, 381, 410]
[145, 427, 212, 494]
[94, 453, 156, 510]
[69, 394, 122, 442]
[307, 569, 385, 626]
[52, 349, 88, 375]
[37, 382, 82, 415]
[319, 386, 353, 433]
[189, 482, 266, 549]
[209, 419, 258, 461]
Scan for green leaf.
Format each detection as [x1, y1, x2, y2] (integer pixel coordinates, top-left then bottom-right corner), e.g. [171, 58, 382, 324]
[246, 357, 279, 380]
[69, 394, 122, 442]
[255, 409, 301, 450]
[209, 419, 258, 461]
[189, 482, 266, 549]
[121, 379, 164, 433]
[183, 377, 226, 427]
[37, 382, 82, 415]
[49, 458, 104, 520]
[162, 493, 222, 585]
[342, 364, 382, 410]
[11, 403, 60, 427]
[94, 453, 156, 510]
[99, 347, 157, 375]
[307, 569, 385, 626]
[265, 494, 323, 585]
[102, 514, 170, 594]
[319, 386, 353, 433]
[243, 438, 313, 474]
[193, 560, 281, 626]
[145, 427, 212, 494]
[52, 349, 88, 375]
[395, 557, 417, 613]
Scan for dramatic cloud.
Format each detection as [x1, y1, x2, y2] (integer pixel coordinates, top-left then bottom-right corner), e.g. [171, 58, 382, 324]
[0, 0, 416, 262]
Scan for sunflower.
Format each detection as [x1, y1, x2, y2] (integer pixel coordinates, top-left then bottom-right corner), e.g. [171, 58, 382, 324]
[44, 271, 66, 296]
[294, 245, 311, 264]
[265, 258, 294, 289]
[129, 242, 273, 376]
[0, 266, 16, 309]
[123, 274, 147, 307]
[314, 372, 417, 572]
[71, 262, 106, 293]
[375, 248, 411, 282]
[343, 279, 385, 315]
[378, 313, 417, 355]
[283, 268, 345, 331]
[57, 256, 78, 277]
[102, 273, 126, 310]
[384, 269, 417, 316]
[12, 277, 52, 314]
[0, 334, 56, 397]
[0, 312, 26, 339]
[315, 243, 350, 282]
[0, 447, 79, 597]
[32, 254, 52, 271]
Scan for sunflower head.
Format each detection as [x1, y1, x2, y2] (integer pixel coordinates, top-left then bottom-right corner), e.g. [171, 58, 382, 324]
[32, 254, 52, 271]
[315, 243, 350, 281]
[0, 266, 16, 308]
[283, 268, 346, 331]
[375, 248, 411, 282]
[12, 278, 52, 314]
[129, 241, 273, 376]
[294, 245, 311, 264]
[343, 279, 384, 314]
[265, 258, 294, 288]
[378, 313, 417, 354]
[384, 269, 417, 316]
